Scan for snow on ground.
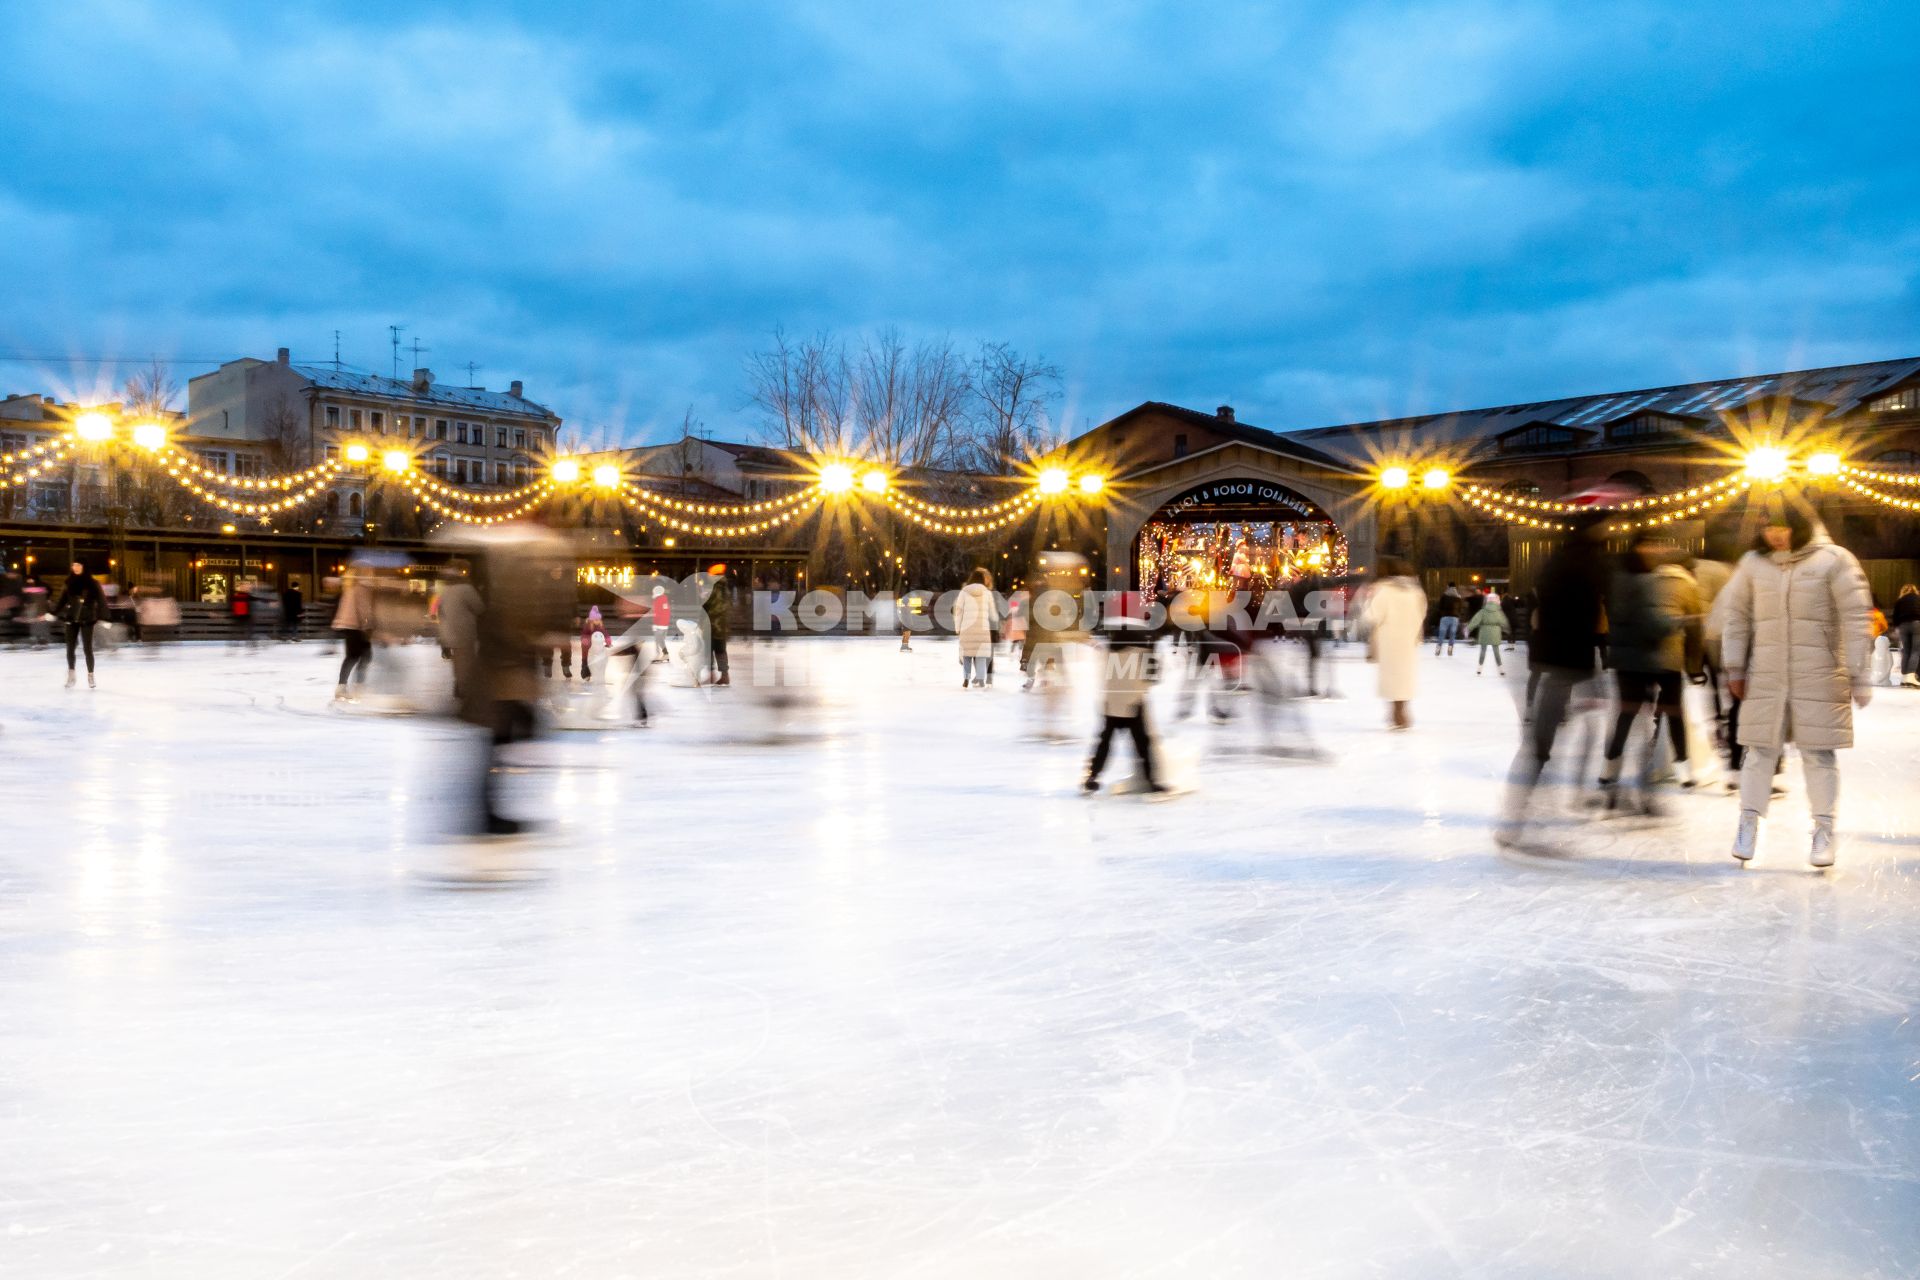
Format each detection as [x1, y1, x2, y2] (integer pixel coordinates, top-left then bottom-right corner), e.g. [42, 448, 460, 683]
[1, 635, 1916, 1278]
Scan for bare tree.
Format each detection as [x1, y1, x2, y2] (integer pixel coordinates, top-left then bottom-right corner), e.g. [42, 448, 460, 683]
[260, 394, 308, 468]
[122, 359, 180, 417]
[967, 342, 1062, 474]
[746, 327, 852, 453]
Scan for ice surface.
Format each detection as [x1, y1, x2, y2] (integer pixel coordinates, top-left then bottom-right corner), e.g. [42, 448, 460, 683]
[1, 636, 1916, 1277]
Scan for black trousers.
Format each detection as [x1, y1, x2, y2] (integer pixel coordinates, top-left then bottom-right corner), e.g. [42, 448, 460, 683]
[1088, 710, 1156, 785]
[540, 645, 573, 678]
[709, 634, 729, 678]
[65, 622, 95, 673]
[476, 699, 538, 834]
[337, 630, 372, 685]
[1605, 669, 1686, 766]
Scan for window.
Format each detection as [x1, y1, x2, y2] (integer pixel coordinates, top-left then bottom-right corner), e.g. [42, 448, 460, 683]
[1501, 425, 1581, 453]
[348, 492, 362, 518]
[1173, 433, 1188, 457]
[435, 419, 449, 440]
[235, 455, 261, 477]
[371, 411, 384, 432]
[324, 406, 340, 428]
[514, 429, 527, 449]
[1502, 478, 1542, 499]
[456, 423, 468, 444]
[513, 459, 529, 484]
[1869, 387, 1919, 413]
[327, 493, 340, 521]
[324, 445, 340, 461]
[413, 416, 426, 437]
[1607, 470, 1656, 495]
[498, 428, 510, 448]
[200, 450, 232, 473]
[349, 409, 362, 430]
[1608, 413, 1687, 442]
[457, 459, 471, 483]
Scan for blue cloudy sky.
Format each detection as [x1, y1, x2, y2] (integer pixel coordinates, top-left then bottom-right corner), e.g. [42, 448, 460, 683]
[3, 0, 1917, 443]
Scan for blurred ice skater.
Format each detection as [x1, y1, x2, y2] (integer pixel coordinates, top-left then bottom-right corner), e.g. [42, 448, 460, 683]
[1083, 615, 1166, 796]
[1363, 555, 1425, 731]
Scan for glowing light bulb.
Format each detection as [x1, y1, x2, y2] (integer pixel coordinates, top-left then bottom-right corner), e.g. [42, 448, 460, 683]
[1078, 473, 1105, 495]
[592, 463, 621, 489]
[344, 443, 371, 464]
[819, 463, 855, 494]
[131, 422, 167, 450]
[74, 411, 113, 442]
[1744, 447, 1790, 482]
[382, 450, 410, 473]
[861, 470, 888, 494]
[1379, 465, 1411, 490]
[1037, 468, 1070, 495]
[1421, 467, 1451, 491]
[551, 458, 582, 484]
[1807, 451, 1842, 477]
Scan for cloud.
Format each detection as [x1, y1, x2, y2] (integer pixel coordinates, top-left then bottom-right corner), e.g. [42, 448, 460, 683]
[0, 0, 1916, 441]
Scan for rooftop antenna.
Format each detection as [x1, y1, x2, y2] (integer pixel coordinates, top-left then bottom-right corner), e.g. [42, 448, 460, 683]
[388, 324, 405, 381]
[332, 329, 342, 371]
[465, 361, 480, 388]
[410, 338, 430, 372]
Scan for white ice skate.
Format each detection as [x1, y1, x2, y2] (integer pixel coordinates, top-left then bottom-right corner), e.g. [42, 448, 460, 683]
[1731, 810, 1760, 863]
[1810, 820, 1836, 870]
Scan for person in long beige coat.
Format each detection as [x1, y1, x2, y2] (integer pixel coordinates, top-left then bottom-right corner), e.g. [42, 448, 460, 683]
[1719, 504, 1873, 867]
[953, 568, 998, 688]
[1363, 556, 1428, 729]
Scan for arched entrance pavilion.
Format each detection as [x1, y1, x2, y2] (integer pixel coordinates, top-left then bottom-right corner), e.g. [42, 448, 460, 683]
[1050, 403, 1378, 595]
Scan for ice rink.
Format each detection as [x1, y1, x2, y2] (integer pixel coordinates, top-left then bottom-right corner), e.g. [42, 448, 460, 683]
[2, 634, 1916, 1278]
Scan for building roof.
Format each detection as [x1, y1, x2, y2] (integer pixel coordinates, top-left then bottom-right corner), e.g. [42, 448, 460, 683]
[289, 366, 559, 420]
[1101, 401, 1365, 474]
[1284, 356, 1920, 464]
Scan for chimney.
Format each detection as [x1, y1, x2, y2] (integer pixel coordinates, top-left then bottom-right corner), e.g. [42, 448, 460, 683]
[276, 347, 290, 365]
[1217, 404, 1235, 422]
[412, 368, 433, 393]
[509, 380, 523, 398]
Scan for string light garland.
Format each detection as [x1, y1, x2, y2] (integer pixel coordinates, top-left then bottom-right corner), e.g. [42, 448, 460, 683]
[160, 460, 343, 515]
[619, 485, 821, 537]
[1840, 463, 1920, 488]
[882, 491, 1041, 536]
[620, 483, 820, 516]
[1838, 474, 1920, 512]
[1, 435, 72, 468]
[889, 486, 1038, 519]
[1605, 479, 1747, 531]
[1453, 486, 1571, 531]
[4, 439, 74, 486]
[159, 448, 339, 491]
[408, 469, 555, 506]
[402, 477, 555, 524]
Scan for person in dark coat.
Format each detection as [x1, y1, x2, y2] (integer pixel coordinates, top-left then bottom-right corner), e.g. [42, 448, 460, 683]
[463, 531, 575, 835]
[280, 583, 304, 642]
[701, 569, 732, 686]
[1497, 520, 1609, 847]
[57, 561, 107, 687]
[1084, 617, 1166, 794]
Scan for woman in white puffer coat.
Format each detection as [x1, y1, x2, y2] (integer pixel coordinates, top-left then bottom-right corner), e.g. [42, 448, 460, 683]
[1717, 501, 1873, 868]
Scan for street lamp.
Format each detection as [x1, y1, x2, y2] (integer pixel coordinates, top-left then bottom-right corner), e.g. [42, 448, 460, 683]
[551, 458, 581, 484]
[74, 411, 114, 442]
[1378, 465, 1410, 491]
[131, 422, 168, 450]
[861, 469, 888, 494]
[1807, 451, 1842, 477]
[1421, 467, 1450, 491]
[1037, 467, 1070, 495]
[818, 463, 855, 495]
[1078, 473, 1105, 495]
